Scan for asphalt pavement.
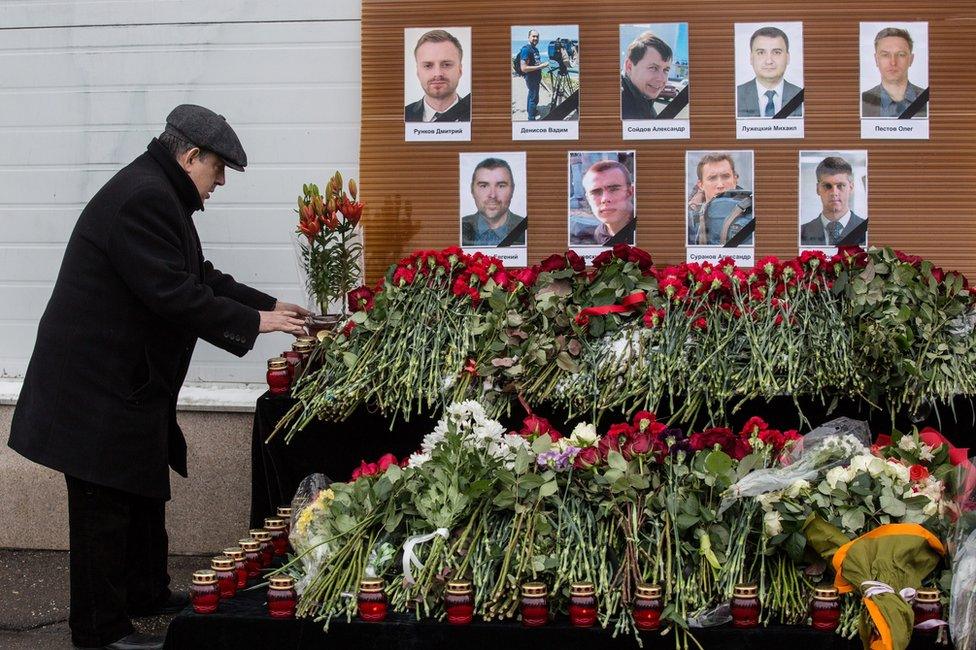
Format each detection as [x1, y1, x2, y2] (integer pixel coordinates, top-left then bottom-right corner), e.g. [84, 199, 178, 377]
[0, 549, 208, 649]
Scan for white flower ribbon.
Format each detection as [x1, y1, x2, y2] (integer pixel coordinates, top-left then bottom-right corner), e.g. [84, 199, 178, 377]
[402, 528, 449, 585]
[860, 581, 948, 630]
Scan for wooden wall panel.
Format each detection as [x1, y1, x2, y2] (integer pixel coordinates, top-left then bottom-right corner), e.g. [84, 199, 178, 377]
[360, 1, 976, 281]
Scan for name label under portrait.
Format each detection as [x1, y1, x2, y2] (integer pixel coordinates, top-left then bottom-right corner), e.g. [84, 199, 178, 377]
[462, 246, 527, 267]
[622, 119, 690, 140]
[686, 246, 754, 267]
[512, 121, 579, 141]
[405, 122, 471, 142]
[736, 118, 804, 139]
[860, 119, 928, 140]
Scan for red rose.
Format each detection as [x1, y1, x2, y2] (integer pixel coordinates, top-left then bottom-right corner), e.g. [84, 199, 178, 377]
[565, 250, 586, 272]
[690, 427, 733, 452]
[539, 254, 567, 272]
[612, 243, 631, 259]
[909, 464, 930, 482]
[512, 267, 538, 288]
[623, 431, 653, 459]
[591, 250, 614, 268]
[574, 446, 600, 469]
[360, 461, 379, 477]
[520, 414, 560, 440]
[377, 453, 398, 472]
[628, 247, 654, 273]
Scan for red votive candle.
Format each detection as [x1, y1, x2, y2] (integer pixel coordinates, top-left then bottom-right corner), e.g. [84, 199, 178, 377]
[731, 583, 760, 629]
[264, 517, 288, 557]
[191, 570, 220, 614]
[249, 529, 274, 568]
[223, 547, 248, 589]
[913, 589, 942, 634]
[569, 582, 597, 627]
[520, 582, 548, 627]
[292, 338, 316, 376]
[633, 583, 663, 631]
[268, 576, 297, 619]
[277, 506, 293, 540]
[445, 580, 474, 625]
[266, 357, 290, 395]
[810, 587, 840, 632]
[357, 577, 388, 622]
[282, 350, 302, 382]
[238, 539, 262, 579]
[210, 556, 237, 599]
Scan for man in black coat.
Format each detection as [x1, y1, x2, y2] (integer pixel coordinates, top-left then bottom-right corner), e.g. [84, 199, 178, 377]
[7, 105, 308, 649]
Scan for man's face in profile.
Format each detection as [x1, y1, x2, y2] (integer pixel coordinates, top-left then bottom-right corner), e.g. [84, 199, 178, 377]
[750, 35, 790, 86]
[698, 159, 738, 202]
[415, 40, 462, 102]
[471, 167, 514, 221]
[816, 172, 854, 221]
[583, 167, 634, 226]
[625, 47, 671, 100]
[874, 36, 914, 85]
[529, 31, 539, 47]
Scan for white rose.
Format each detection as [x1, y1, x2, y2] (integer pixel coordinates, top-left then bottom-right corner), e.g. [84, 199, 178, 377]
[825, 466, 848, 489]
[867, 457, 888, 478]
[763, 511, 783, 537]
[922, 500, 939, 517]
[785, 479, 811, 499]
[569, 422, 598, 448]
[885, 460, 910, 484]
[849, 455, 873, 475]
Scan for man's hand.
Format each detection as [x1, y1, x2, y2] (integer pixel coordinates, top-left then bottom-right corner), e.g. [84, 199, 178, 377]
[274, 300, 311, 317]
[259, 310, 306, 336]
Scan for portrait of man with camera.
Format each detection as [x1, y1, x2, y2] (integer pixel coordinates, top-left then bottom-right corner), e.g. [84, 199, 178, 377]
[510, 25, 579, 123]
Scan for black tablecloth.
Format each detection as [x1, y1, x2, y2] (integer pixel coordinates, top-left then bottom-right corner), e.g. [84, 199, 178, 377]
[249, 393, 974, 528]
[163, 582, 946, 650]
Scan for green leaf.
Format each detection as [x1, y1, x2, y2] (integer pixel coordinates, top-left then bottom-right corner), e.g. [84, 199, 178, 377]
[342, 351, 358, 368]
[880, 495, 907, 517]
[531, 434, 553, 455]
[676, 513, 699, 530]
[351, 310, 368, 324]
[607, 451, 628, 472]
[785, 532, 807, 561]
[841, 508, 866, 531]
[538, 480, 559, 498]
[704, 450, 734, 477]
[383, 511, 403, 533]
[555, 351, 580, 372]
[514, 448, 530, 474]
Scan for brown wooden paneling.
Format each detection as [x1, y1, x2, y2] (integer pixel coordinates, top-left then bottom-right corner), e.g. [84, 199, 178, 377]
[360, 1, 976, 282]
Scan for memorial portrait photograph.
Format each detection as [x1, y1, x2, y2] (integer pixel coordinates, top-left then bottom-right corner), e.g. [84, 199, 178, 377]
[404, 27, 472, 123]
[511, 25, 579, 122]
[685, 151, 755, 247]
[734, 22, 804, 119]
[860, 22, 928, 119]
[459, 152, 528, 248]
[568, 151, 636, 247]
[798, 151, 868, 248]
[619, 24, 689, 121]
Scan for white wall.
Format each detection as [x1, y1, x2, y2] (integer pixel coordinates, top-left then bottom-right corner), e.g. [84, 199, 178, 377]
[0, 0, 361, 383]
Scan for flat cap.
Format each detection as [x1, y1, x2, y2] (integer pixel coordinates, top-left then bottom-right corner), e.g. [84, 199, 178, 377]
[164, 104, 247, 171]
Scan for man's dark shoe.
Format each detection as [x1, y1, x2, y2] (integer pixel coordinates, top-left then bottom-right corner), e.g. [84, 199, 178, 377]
[130, 591, 190, 616]
[74, 632, 165, 650]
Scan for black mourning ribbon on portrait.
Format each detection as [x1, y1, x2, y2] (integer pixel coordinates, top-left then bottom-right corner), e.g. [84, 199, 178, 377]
[432, 101, 468, 122]
[542, 89, 580, 121]
[898, 88, 929, 119]
[497, 219, 529, 248]
[724, 218, 755, 248]
[836, 220, 868, 246]
[773, 89, 804, 119]
[656, 86, 690, 120]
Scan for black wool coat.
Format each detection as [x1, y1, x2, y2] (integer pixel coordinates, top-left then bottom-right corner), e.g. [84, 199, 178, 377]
[8, 139, 276, 500]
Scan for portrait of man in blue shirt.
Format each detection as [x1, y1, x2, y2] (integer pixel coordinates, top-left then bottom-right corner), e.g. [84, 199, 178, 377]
[518, 30, 549, 121]
[861, 27, 927, 118]
[461, 157, 526, 247]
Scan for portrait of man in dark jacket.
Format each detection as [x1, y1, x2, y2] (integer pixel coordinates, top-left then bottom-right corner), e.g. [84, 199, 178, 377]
[7, 105, 308, 650]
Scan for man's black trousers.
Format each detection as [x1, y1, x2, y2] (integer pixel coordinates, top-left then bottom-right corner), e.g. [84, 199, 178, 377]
[65, 475, 171, 647]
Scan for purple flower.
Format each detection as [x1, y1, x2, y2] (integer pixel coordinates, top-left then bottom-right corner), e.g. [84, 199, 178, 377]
[536, 447, 580, 472]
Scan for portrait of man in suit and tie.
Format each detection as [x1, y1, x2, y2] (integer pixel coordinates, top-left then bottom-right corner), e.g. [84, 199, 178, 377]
[735, 25, 804, 119]
[404, 27, 472, 123]
[799, 154, 868, 248]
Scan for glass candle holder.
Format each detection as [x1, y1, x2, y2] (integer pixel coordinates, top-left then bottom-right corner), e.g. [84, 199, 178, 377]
[238, 539, 262, 579]
[913, 589, 942, 634]
[277, 506, 293, 538]
[268, 576, 297, 619]
[210, 556, 237, 600]
[445, 579, 474, 625]
[223, 547, 248, 589]
[294, 336, 317, 372]
[633, 583, 663, 631]
[264, 518, 289, 557]
[357, 577, 388, 622]
[810, 587, 840, 632]
[282, 350, 302, 382]
[731, 583, 760, 629]
[191, 570, 219, 614]
[249, 529, 274, 568]
[569, 582, 597, 628]
[266, 357, 290, 395]
[520, 582, 548, 627]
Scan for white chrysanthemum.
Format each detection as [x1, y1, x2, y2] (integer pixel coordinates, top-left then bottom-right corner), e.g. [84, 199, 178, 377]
[407, 451, 431, 468]
[569, 422, 598, 448]
[918, 445, 935, 462]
